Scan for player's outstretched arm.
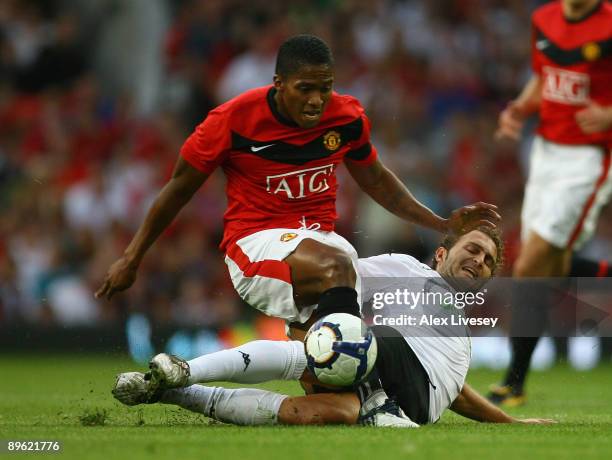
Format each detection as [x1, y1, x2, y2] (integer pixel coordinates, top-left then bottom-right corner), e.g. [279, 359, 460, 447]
[450, 383, 556, 424]
[346, 158, 500, 234]
[495, 74, 542, 141]
[95, 157, 209, 300]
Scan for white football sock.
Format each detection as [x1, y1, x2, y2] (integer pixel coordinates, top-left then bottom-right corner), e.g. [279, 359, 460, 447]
[187, 340, 306, 385]
[160, 385, 287, 426]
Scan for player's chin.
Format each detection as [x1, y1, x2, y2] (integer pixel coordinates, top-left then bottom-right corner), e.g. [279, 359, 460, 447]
[450, 274, 486, 292]
[297, 113, 322, 128]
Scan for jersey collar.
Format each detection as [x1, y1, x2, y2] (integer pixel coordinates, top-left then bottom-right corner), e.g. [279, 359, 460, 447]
[267, 87, 299, 127]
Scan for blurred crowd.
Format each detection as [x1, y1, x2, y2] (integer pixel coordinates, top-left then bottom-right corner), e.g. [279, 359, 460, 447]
[1, 0, 611, 329]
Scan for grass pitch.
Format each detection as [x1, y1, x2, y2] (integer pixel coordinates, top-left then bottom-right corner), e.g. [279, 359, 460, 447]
[1, 354, 611, 460]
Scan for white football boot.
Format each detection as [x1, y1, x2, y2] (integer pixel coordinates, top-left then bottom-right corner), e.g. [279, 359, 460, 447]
[112, 372, 161, 406]
[148, 353, 191, 389]
[359, 389, 420, 428]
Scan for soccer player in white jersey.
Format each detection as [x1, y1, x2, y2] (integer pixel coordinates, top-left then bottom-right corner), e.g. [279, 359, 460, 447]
[113, 228, 554, 427]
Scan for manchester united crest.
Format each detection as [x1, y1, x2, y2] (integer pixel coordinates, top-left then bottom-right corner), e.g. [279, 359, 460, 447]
[582, 42, 601, 62]
[323, 131, 341, 151]
[280, 232, 298, 242]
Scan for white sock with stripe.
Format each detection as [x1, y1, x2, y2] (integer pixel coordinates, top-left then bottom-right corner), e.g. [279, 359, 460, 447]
[187, 340, 307, 385]
[160, 385, 287, 426]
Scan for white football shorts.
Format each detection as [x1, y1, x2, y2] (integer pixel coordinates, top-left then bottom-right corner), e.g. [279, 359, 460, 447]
[521, 136, 612, 250]
[224, 228, 360, 324]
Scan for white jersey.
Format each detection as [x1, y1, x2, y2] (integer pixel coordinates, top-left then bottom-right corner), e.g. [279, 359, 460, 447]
[358, 253, 471, 424]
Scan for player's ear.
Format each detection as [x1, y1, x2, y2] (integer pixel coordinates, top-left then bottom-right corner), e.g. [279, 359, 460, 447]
[273, 74, 283, 89]
[434, 247, 447, 267]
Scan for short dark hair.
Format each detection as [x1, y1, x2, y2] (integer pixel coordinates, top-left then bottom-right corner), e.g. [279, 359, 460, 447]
[432, 226, 505, 275]
[275, 35, 334, 78]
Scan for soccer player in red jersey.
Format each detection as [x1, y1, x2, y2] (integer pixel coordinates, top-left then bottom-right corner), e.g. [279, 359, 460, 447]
[96, 34, 499, 338]
[491, 0, 612, 406]
[98, 35, 503, 426]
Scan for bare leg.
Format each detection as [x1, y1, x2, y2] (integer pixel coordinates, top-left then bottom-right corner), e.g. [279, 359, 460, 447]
[513, 231, 571, 278]
[278, 392, 360, 425]
[284, 238, 356, 307]
[160, 385, 359, 426]
[503, 231, 572, 393]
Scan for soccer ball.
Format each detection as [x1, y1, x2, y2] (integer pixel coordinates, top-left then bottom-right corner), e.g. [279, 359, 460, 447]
[304, 313, 378, 387]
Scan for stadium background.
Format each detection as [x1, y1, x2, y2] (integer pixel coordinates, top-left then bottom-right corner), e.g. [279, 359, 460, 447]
[1, 0, 611, 369]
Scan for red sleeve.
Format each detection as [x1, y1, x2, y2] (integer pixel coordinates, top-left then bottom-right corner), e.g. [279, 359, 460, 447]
[180, 110, 230, 174]
[344, 112, 378, 167]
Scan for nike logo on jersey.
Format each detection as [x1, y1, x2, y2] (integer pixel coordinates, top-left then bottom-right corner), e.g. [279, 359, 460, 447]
[230, 116, 363, 165]
[534, 28, 612, 66]
[250, 144, 275, 152]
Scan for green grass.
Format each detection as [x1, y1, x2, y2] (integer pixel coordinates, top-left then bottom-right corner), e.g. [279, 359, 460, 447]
[1, 354, 611, 460]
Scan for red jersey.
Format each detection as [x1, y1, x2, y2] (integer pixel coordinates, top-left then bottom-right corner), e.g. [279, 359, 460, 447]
[181, 86, 377, 251]
[532, 0, 612, 146]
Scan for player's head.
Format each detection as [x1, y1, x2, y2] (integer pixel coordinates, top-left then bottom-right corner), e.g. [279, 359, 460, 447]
[273, 35, 334, 129]
[562, 0, 600, 17]
[562, 0, 598, 9]
[433, 227, 504, 291]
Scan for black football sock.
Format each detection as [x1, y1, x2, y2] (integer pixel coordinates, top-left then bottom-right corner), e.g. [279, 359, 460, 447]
[504, 337, 539, 392]
[314, 286, 360, 320]
[503, 280, 549, 391]
[601, 337, 612, 361]
[569, 256, 611, 277]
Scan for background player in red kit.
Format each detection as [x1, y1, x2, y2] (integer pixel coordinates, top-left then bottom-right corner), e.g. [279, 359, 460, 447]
[491, 0, 612, 406]
[95, 35, 499, 338]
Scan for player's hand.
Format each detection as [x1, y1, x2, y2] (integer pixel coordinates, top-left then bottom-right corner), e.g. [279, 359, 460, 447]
[575, 102, 612, 134]
[495, 101, 526, 141]
[514, 418, 557, 425]
[446, 202, 501, 235]
[95, 256, 139, 300]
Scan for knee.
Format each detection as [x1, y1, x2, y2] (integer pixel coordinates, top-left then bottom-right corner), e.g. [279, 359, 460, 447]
[317, 249, 356, 288]
[286, 240, 357, 304]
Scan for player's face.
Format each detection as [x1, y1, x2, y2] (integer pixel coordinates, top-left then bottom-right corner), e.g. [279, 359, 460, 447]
[435, 230, 498, 291]
[562, 0, 599, 15]
[273, 64, 334, 129]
